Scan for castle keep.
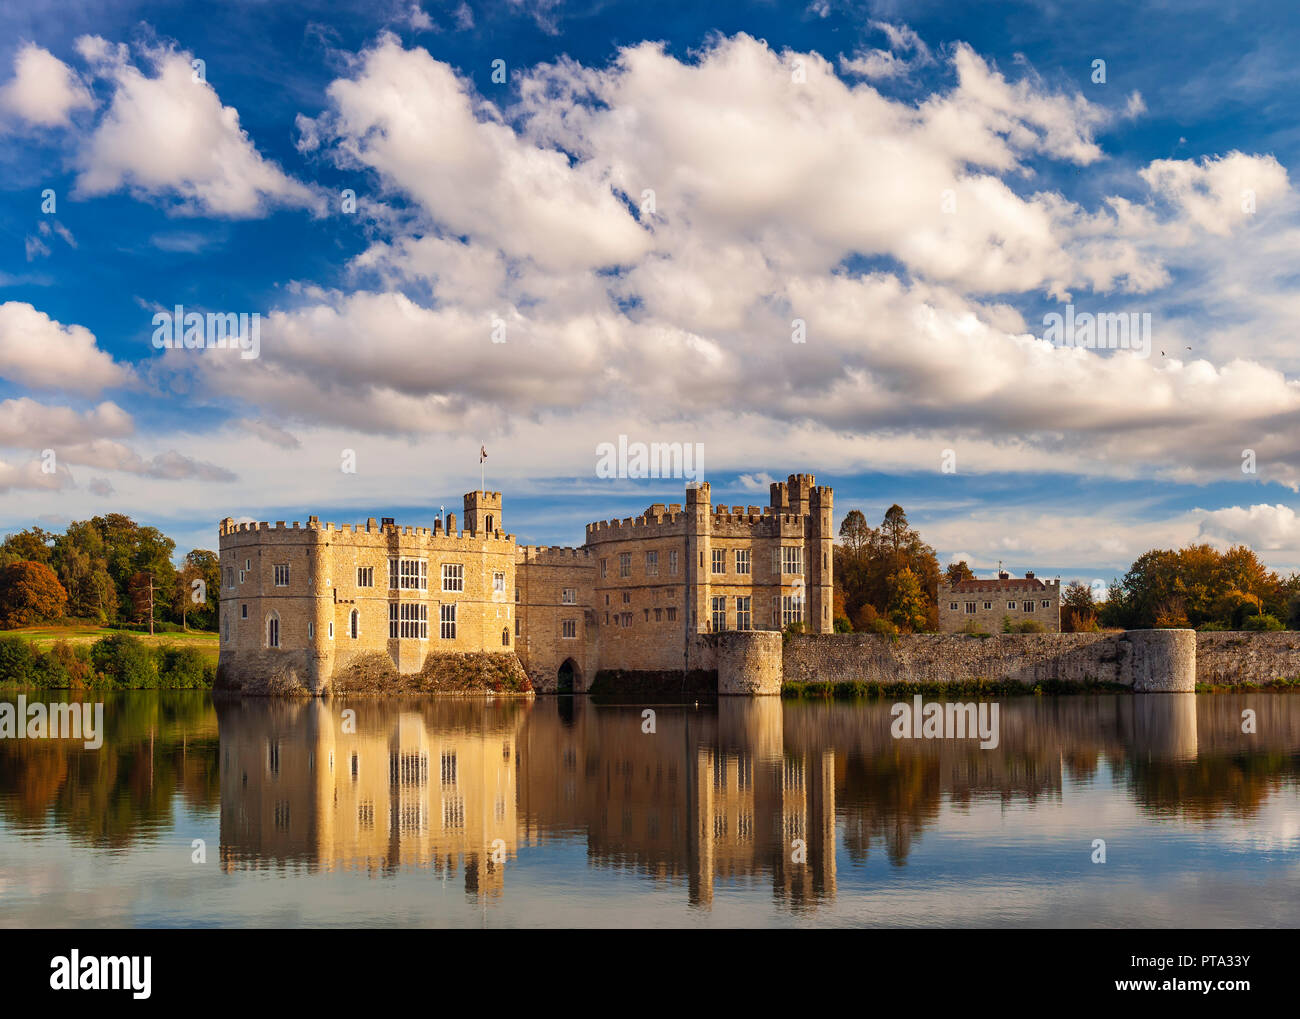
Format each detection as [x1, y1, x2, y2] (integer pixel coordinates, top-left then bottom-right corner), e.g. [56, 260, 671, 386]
[218, 473, 833, 694]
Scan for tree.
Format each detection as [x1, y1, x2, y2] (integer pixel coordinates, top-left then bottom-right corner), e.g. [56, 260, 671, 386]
[838, 510, 871, 558]
[887, 567, 928, 633]
[836, 504, 940, 632]
[0, 561, 68, 627]
[1061, 580, 1097, 632]
[0, 528, 54, 567]
[51, 521, 117, 622]
[127, 571, 156, 633]
[945, 561, 975, 584]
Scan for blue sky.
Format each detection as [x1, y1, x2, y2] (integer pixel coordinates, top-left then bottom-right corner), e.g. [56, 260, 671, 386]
[2, 0, 1300, 584]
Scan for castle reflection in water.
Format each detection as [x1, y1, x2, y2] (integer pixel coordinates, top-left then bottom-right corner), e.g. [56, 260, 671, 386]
[4, 690, 1295, 913]
[217, 698, 838, 905]
[211, 692, 1276, 908]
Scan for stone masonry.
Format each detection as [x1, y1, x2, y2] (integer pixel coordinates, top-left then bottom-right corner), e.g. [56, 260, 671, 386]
[218, 472, 833, 695]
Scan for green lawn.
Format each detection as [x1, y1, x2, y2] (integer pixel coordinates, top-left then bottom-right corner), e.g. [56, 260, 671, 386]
[6, 624, 219, 665]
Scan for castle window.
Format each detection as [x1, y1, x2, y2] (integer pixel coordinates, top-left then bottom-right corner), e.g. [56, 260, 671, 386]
[600, 558, 608, 578]
[350, 609, 360, 639]
[562, 619, 577, 639]
[711, 596, 727, 631]
[1023, 601, 1035, 612]
[984, 602, 992, 610]
[224, 567, 233, 589]
[654, 608, 662, 621]
[643, 609, 650, 621]
[240, 603, 247, 619]
[1007, 601, 1016, 610]
[782, 596, 804, 626]
[400, 603, 428, 639]
[440, 603, 457, 639]
[357, 566, 373, 588]
[400, 558, 427, 590]
[965, 602, 976, 614]
[669, 550, 678, 575]
[515, 587, 520, 603]
[515, 617, 520, 636]
[238, 569, 246, 584]
[605, 612, 610, 625]
[782, 547, 803, 575]
[388, 558, 398, 590]
[737, 596, 751, 630]
[441, 563, 464, 592]
[389, 603, 398, 638]
[266, 613, 280, 649]
[308, 622, 314, 639]
[328, 622, 334, 639]
[645, 550, 659, 576]
[711, 548, 725, 574]
[1041, 600, 1050, 608]
[949, 602, 958, 611]
[274, 564, 289, 586]
[503, 627, 510, 646]
[619, 553, 631, 577]
[735, 549, 751, 575]
[486, 514, 494, 532]
[604, 594, 609, 606]
[667, 607, 677, 622]
[493, 571, 506, 595]
[562, 587, 576, 604]
[622, 592, 630, 604]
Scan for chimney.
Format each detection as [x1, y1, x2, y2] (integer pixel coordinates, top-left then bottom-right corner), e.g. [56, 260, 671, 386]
[1025, 570, 1035, 580]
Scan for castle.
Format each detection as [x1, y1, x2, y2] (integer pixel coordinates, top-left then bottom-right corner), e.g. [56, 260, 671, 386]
[217, 473, 833, 693]
[936, 567, 1061, 633]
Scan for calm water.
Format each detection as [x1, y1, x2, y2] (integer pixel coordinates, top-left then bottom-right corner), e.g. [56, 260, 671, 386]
[1, 690, 1298, 928]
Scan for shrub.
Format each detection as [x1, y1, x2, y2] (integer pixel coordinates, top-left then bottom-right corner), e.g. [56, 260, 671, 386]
[28, 648, 71, 688]
[833, 616, 853, 633]
[90, 632, 157, 688]
[156, 645, 208, 688]
[48, 640, 92, 688]
[1243, 613, 1285, 632]
[869, 616, 899, 640]
[0, 634, 35, 684]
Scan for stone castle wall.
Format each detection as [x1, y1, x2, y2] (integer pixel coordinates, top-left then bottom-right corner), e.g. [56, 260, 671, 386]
[783, 630, 1300, 690]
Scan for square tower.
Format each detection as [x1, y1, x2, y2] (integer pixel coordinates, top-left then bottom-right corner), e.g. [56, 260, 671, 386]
[463, 490, 503, 535]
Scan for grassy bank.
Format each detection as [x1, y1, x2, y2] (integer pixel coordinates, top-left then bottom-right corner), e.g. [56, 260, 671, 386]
[0, 630, 214, 689]
[5, 623, 218, 665]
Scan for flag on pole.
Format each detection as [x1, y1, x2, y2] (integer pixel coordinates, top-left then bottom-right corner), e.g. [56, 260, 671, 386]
[480, 445, 487, 463]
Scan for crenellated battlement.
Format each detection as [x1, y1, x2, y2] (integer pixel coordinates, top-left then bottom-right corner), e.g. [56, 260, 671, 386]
[218, 469, 834, 693]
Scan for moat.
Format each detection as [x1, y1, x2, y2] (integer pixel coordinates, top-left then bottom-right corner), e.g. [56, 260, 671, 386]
[2, 690, 1299, 927]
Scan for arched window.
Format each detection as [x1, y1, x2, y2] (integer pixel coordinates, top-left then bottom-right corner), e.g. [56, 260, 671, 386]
[266, 612, 280, 649]
[350, 609, 360, 639]
[502, 627, 510, 646]
[486, 514, 494, 532]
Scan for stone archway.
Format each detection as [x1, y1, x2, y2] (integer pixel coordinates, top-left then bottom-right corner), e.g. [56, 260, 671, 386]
[557, 657, 580, 694]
